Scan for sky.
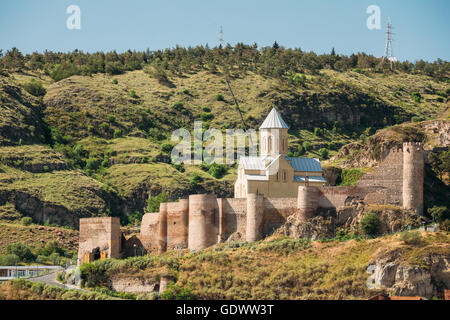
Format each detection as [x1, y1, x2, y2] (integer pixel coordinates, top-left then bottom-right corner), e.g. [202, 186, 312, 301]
[0, 0, 448, 62]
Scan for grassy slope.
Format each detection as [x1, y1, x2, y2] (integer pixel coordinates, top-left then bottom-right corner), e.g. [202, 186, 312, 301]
[0, 220, 78, 256]
[0, 68, 448, 230]
[80, 231, 449, 300]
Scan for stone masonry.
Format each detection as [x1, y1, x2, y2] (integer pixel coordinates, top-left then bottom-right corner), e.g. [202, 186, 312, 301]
[78, 142, 425, 262]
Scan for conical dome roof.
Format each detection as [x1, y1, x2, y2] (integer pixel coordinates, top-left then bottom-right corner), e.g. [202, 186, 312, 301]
[259, 108, 289, 129]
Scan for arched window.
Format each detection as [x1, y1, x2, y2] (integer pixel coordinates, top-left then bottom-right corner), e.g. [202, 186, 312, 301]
[268, 136, 272, 153]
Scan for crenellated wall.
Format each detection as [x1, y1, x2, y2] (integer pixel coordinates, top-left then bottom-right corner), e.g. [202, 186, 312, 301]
[79, 143, 425, 259]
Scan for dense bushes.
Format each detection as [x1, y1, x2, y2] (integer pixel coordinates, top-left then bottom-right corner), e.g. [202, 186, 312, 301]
[0, 240, 71, 266]
[199, 162, 228, 179]
[147, 192, 168, 213]
[23, 80, 46, 97]
[336, 169, 365, 186]
[359, 212, 381, 237]
[20, 217, 33, 226]
[80, 256, 179, 288]
[0, 254, 19, 266]
[160, 282, 195, 300]
[6, 242, 34, 262]
[0, 279, 113, 300]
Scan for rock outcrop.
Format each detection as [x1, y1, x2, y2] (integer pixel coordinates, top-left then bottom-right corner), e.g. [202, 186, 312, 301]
[367, 253, 450, 299]
[276, 204, 423, 240]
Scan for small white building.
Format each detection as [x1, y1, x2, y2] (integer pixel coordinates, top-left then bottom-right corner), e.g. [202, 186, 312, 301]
[0, 266, 63, 281]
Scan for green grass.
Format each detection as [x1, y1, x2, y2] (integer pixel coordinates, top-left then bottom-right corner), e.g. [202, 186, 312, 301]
[336, 168, 367, 186]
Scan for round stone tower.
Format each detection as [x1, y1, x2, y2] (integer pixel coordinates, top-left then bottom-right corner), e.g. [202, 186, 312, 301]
[158, 203, 168, 252]
[188, 194, 216, 250]
[402, 142, 424, 215]
[297, 186, 320, 221]
[246, 193, 264, 242]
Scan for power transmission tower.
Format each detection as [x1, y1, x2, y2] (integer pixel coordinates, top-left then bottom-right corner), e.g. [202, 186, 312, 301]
[380, 17, 397, 69]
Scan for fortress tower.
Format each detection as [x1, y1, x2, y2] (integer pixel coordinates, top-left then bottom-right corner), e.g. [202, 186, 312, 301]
[402, 142, 424, 215]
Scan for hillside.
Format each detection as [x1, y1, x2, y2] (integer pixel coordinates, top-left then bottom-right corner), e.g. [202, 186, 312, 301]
[3, 231, 439, 300]
[0, 54, 449, 229]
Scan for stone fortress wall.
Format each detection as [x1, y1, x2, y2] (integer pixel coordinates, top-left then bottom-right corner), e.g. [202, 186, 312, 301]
[78, 143, 424, 263]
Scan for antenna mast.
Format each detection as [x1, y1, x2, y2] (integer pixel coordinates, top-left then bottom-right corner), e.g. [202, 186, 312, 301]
[219, 26, 224, 48]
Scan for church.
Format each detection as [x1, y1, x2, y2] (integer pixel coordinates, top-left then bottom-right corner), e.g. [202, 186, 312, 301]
[234, 108, 326, 198]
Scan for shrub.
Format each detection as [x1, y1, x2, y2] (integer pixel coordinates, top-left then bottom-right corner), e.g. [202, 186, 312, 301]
[127, 211, 143, 226]
[189, 172, 203, 187]
[6, 242, 34, 262]
[24, 80, 46, 97]
[107, 115, 116, 123]
[20, 217, 33, 226]
[160, 282, 195, 300]
[313, 127, 323, 137]
[208, 163, 228, 179]
[411, 116, 422, 122]
[148, 128, 165, 141]
[428, 206, 450, 223]
[440, 219, 450, 232]
[200, 112, 214, 122]
[359, 212, 381, 237]
[172, 102, 184, 111]
[0, 254, 20, 266]
[173, 163, 184, 172]
[411, 92, 422, 103]
[302, 141, 311, 151]
[319, 148, 329, 160]
[147, 192, 168, 213]
[161, 143, 174, 154]
[215, 94, 225, 101]
[30, 282, 45, 295]
[112, 79, 118, 85]
[399, 231, 423, 245]
[113, 129, 123, 138]
[38, 240, 66, 257]
[202, 106, 211, 112]
[129, 89, 138, 99]
[49, 252, 61, 265]
[436, 97, 444, 103]
[336, 169, 365, 186]
[99, 122, 109, 132]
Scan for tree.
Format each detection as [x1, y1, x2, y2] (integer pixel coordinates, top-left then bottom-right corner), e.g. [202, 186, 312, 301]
[428, 206, 450, 223]
[359, 212, 381, 237]
[428, 149, 450, 180]
[208, 163, 228, 179]
[3, 47, 25, 70]
[189, 172, 203, 187]
[6, 242, 34, 262]
[147, 192, 168, 213]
